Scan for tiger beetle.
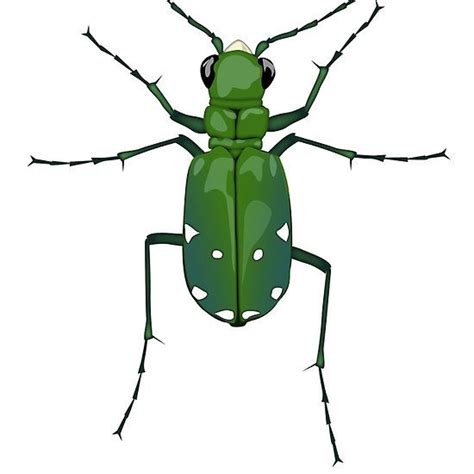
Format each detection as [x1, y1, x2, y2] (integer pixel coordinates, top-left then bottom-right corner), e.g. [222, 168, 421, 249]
[30, 0, 449, 466]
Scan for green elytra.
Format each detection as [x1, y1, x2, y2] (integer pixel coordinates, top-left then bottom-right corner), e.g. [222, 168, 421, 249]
[185, 48, 292, 328]
[31, 0, 449, 465]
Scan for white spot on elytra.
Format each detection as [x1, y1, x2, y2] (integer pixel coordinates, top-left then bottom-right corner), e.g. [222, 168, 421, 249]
[212, 250, 223, 259]
[276, 223, 289, 242]
[253, 249, 264, 261]
[242, 311, 260, 320]
[271, 287, 283, 300]
[184, 224, 199, 243]
[216, 310, 234, 321]
[191, 286, 208, 301]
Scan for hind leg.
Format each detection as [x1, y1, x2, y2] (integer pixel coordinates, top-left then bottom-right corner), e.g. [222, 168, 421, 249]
[292, 247, 342, 466]
[113, 233, 183, 438]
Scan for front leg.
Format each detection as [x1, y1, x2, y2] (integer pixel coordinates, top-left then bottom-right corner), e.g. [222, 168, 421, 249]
[268, 2, 384, 132]
[83, 28, 206, 134]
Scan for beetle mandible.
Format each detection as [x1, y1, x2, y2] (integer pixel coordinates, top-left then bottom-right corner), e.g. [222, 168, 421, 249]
[31, 0, 449, 465]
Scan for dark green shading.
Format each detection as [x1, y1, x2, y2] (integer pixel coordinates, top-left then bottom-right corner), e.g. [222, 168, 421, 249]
[268, 107, 308, 133]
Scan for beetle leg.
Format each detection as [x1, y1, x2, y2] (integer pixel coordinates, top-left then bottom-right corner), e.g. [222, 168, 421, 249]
[113, 233, 184, 439]
[29, 135, 203, 168]
[271, 133, 449, 167]
[292, 247, 342, 466]
[292, 248, 331, 369]
[166, 1, 223, 53]
[268, 2, 384, 132]
[82, 28, 206, 133]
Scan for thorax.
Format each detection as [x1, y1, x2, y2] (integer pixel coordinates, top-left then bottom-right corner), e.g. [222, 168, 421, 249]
[204, 105, 269, 158]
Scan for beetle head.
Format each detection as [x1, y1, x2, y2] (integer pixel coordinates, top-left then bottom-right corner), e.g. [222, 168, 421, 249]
[200, 40, 275, 108]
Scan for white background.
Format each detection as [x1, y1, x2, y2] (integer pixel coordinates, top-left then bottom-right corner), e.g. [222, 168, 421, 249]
[1, 0, 473, 473]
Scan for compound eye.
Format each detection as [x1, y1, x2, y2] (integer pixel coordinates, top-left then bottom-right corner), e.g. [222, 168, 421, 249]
[259, 58, 275, 89]
[201, 55, 218, 88]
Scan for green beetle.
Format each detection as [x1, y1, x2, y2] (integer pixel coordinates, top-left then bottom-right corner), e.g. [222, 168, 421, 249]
[31, 0, 448, 465]
[184, 45, 292, 327]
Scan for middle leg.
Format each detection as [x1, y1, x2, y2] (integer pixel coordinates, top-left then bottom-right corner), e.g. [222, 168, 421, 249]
[30, 135, 203, 169]
[271, 134, 448, 168]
